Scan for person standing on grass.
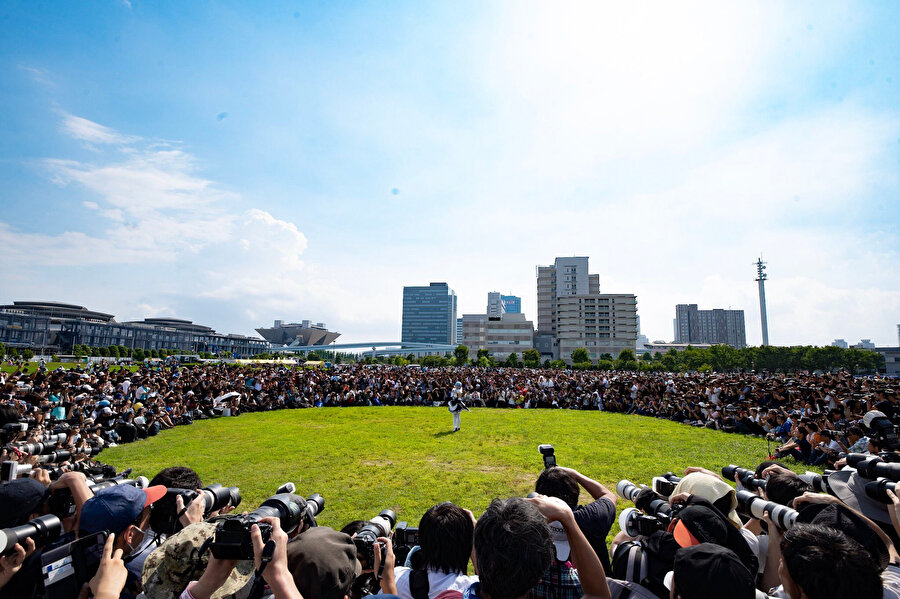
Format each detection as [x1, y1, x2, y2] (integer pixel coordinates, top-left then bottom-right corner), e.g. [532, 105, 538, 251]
[449, 382, 469, 432]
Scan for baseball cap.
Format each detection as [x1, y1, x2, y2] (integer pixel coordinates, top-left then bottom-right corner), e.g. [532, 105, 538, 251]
[664, 544, 756, 599]
[548, 520, 570, 561]
[286, 527, 361, 599]
[142, 522, 253, 599]
[672, 473, 742, 528]
[0, 478, 50, 528]
[80, 484, 166, 534]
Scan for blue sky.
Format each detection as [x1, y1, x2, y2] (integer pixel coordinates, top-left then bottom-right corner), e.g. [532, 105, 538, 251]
[1, 1, 898, 346]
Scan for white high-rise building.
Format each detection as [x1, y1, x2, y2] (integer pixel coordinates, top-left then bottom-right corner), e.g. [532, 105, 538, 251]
[487, 292, 506, 319]
[535, 256, 636, 362]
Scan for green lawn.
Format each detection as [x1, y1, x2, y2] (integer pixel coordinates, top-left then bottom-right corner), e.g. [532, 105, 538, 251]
[100, 407, 778, 537]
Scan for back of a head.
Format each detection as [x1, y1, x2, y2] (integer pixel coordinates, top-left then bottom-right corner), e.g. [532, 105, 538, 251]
[474, 498, 553, 599]
[781, 524, 882, 599]
[535, 468, 579, 509]
[765, 472, 811, 507]
[150, 466, 203, 489]
[419, 502, 474, 575]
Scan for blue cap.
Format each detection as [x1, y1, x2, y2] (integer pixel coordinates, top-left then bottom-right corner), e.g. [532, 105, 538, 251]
[0, 479, 49, 528]
[97, 400, 111, 407]
[80, 484, 165, 534]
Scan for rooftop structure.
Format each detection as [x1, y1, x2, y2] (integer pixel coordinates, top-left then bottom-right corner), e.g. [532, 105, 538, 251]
[255, 319, 340, 347]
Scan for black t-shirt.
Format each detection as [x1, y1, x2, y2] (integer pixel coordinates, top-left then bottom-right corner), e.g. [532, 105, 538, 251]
[573, 496, 616, 574]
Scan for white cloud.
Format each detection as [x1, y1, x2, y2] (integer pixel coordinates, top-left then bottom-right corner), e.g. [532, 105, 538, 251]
[61, 113, 139, 146]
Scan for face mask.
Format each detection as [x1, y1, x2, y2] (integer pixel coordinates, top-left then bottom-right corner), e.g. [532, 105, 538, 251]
[125, 525, 146, 556]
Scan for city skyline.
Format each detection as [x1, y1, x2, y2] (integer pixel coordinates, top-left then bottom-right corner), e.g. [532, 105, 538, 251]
[1, 2, 898, 346]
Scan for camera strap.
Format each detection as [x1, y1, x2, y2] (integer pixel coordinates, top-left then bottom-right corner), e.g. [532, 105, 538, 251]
[246, 540, 276, 599]
[410, 568, 430, 599]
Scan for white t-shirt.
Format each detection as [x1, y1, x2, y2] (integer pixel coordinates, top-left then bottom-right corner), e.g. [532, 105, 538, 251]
[387, 567, 478, 599]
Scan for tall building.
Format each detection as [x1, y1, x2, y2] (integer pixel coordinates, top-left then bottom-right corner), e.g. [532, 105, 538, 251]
[461, 313, 534, 360]
[852, 339, 876, 349]
[535, 257, 636, 362]
[674, 304, 746, 349]
[487, 292, 506, 318]
[401, 282, 458, 344]
[501, 295, 522, 314]
[456, 318, 463, 346]
[832, 339, 849, 349]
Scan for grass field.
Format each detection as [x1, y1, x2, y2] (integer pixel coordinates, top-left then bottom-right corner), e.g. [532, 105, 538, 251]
[99, 407, 780, 538]
[0, 362, 139, 374]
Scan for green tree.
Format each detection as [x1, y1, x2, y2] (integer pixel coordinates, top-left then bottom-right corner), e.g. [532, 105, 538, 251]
[477, 349, 490, 361]
[542, 359, 551, 368]
[108, 345, 120, 358]
[477, 356, 491, 368]
[0, 342, 5, 357]
[21, 348, 34, 360]
[571, 347, 591, 365]
[504, 352, 520, 368]
[8, 348, 18, 358]
[90, 347, 101, 357]
[307, 351, 322, 361]
[454, 345, 470, 366]
[640, 352, 652, 362]
[522, 349, 541, 368]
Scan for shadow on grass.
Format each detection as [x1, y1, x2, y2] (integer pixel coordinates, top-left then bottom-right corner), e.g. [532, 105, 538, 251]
[433, 430, 457, 438]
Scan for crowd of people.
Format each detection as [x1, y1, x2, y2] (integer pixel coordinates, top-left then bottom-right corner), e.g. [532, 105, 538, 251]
[0, 360, 898, 599]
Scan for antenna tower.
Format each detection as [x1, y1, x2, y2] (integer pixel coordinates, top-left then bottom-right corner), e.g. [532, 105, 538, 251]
[755, 257, 769, 346]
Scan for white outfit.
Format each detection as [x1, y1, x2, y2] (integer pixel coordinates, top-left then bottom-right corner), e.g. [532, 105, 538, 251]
[388, 567, 477, 599]
[450, 385, 464, 431]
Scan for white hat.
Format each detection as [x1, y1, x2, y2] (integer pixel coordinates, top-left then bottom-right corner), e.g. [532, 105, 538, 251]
[548, 520, 570, 562]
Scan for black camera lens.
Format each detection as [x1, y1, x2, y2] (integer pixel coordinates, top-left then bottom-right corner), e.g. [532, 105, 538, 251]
[0, 515, 62, 556]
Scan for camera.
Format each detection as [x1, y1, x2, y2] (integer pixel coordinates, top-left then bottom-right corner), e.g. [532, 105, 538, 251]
[149, 484, 242, 536]
[735, 490, 797, 529]
[848, 454, 900, 482]
[616, 479, 676, 537]
[721, 465, 766, 492]
[393, 521, 419, 566]
[1, 460, 33, 482]
[865, 479, 899, 504]
[650, 473, 681, 498]
[864, 411, 900, 452]
[538, 444, 556, 469]
[353, 509, 396, 570]
[211, 493, 315, 560]
[0, 514, 62, 556]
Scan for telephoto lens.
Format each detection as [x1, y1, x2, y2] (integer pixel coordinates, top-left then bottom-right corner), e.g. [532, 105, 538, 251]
[798, 471, 833, 495]
[211, 493, 308, 560]
[852, 455, 900, 482]
[1, 461, 33, 481]
[303, 493, 324, 527]
[651, 473, 681, 497]
[721, 465, 766, 492]
[735, 489, 798, 530]
[618, 507, 668, 538]
[200, 484, 242, 514]
[864, 479, 898, 503]
[616, 480, 644, 503]
[353, 510, 397, 570]
[0, 515, 62, 556]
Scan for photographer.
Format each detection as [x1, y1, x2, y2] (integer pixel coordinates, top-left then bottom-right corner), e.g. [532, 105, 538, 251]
[377, 502, 477, 599]
[534, 467, 617, 574]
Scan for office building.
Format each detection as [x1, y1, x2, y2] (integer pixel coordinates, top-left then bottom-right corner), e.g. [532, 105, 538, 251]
[255, 320, 340, 347]
[535, 257, 636, 362]
[461, 313, 534, 360]
[0, 301, 268, 356]
[456, 318, 463, 346]
[674, 304, 746, 349]
[501, 295, 522, 314]
[852, 339, 876, 349]
[401, 282, 458, 344]
[487, 292, 506, 318]
[832, 339, 849, 349]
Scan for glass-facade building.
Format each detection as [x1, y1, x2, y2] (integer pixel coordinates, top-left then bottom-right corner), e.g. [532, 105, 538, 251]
[501, 295, 522, 314]
[0, 301, 268, 357]
[401, 283, 457, 344]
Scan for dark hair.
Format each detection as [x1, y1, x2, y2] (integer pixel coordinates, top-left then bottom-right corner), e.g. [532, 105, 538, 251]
[754, 460, 788, 478]
[149, 466, 202, 489]
[340, 520, 366, 536]
[418, 502, 473, 575]
[781, 524, 882, 599]
[474, 498, 553, 599]
[535, 467, 579, 509]
[765, 472, 811, 507]
[847, 426, 864, 437]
